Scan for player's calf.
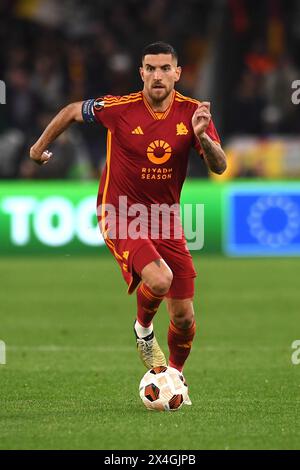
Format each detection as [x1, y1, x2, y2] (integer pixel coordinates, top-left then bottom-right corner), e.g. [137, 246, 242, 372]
[134, 282, 167, 369]
[166, 299, 196, 373]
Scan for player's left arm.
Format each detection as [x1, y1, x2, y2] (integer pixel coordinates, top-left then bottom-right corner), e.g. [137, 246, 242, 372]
[192, 102, 227, 175]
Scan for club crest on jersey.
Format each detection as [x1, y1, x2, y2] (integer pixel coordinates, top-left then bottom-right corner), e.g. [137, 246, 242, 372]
[176, 122, 188, 135]
[94, 98, 105, 111]
[147, 140, 172, 164]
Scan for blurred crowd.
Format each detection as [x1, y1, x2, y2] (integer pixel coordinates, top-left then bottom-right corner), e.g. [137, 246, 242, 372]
[0, 0, 300, 180]
[226, 0, 300, 137]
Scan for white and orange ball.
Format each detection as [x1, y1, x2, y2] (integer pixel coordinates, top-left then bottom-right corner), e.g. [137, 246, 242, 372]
[139, 366, 188, 411]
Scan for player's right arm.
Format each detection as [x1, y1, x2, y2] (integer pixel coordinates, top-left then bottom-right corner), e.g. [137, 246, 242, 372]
[30, 101, 83, 165]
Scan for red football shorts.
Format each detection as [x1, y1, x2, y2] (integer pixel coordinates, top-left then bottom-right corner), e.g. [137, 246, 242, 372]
[103, 235, 196, 300]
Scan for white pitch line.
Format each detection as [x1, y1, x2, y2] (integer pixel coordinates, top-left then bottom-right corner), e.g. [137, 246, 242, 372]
[7, 345, 133, 352]
[6, 345, 281, 352]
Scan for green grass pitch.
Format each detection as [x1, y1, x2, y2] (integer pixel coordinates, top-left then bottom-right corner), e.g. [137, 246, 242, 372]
[0, 255, 299, 450]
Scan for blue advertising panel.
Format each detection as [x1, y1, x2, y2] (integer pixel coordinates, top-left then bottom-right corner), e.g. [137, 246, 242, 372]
[224, 184, 300, 256]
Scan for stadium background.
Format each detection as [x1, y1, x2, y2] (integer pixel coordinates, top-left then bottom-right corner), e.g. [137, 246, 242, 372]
[0, 0, 299, 450]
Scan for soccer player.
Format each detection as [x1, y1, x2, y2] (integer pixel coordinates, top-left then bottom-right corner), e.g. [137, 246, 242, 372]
[30, 42, 226, 403]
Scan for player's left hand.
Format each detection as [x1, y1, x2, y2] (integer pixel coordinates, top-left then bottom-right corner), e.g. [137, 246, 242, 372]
[192, 102, 211, 138]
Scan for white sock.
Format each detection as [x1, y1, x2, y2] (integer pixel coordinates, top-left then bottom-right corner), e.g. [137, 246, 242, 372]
[135, 319, 153, 339]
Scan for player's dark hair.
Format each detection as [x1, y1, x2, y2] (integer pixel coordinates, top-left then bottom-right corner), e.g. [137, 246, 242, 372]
[142, 42, 178, 63]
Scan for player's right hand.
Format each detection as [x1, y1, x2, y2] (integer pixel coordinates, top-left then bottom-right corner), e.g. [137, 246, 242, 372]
[30, 148, 53, 165]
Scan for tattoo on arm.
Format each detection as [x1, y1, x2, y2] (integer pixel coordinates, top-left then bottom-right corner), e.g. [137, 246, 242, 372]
[198, 133, 227, 175]
[200, 134, 215, 157]
[154, 259, 161, 267]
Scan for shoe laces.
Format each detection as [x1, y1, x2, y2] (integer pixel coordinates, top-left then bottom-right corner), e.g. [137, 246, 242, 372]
[137, 337, 153, 350]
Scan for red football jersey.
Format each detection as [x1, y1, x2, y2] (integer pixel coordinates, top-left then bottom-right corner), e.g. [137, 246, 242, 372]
[82, 90, 220, 237]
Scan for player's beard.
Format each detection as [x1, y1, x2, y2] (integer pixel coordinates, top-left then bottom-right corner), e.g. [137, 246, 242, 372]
[149, 85, 171, 104]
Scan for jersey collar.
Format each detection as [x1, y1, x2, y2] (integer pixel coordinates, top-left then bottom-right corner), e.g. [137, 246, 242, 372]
[142, 90, 175, 120]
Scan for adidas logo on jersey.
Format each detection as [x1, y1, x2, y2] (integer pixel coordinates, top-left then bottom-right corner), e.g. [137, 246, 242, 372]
[132, 126, 144, 135]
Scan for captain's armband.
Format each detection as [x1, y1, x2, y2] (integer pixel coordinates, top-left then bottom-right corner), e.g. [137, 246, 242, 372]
[82, 98, 105, 123]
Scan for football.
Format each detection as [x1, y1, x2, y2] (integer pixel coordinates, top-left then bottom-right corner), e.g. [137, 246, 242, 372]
[139, 366, 188, 411]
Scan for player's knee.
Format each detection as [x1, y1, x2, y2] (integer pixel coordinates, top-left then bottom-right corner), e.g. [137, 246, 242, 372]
[150, 271, 173, 296]
[172, 310, 195, 329]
